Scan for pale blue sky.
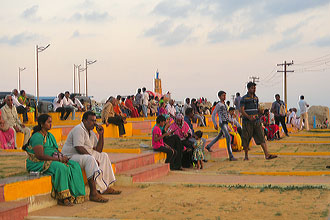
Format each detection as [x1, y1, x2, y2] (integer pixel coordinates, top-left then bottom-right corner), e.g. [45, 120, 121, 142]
[1, 0, 330, 108]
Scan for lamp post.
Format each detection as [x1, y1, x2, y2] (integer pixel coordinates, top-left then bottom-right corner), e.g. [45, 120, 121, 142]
[35, 44, 50, 104]
[18, 67, 26, 91]
[85, 59, 97, 97]
[73, 64, 80, 93]
[78, 65, 84, 95]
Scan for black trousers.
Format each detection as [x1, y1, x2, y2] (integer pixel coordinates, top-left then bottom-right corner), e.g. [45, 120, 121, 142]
[107, 116, 126, 136]
[16, 106, 28, 122]
[154, 145, 176, 168]
[275, 115, 288, 134]
[181, 139, 194, 168]
[164, 135, 183, 169]
[56, 107, 72, 120]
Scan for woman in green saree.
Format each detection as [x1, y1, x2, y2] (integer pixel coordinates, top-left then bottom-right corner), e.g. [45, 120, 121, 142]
[25, 114, 85, 206]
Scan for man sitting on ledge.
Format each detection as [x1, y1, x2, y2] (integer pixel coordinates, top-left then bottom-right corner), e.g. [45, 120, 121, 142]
[62, 111, 121, 203]
[1, 95, 31, 148]
[101, 97, 126, 137]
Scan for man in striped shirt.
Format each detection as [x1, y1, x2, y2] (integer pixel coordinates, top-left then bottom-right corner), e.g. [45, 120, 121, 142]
[240, 82, 277, 161]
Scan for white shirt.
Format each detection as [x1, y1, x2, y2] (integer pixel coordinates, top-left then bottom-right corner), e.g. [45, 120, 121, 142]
[142, 92, 149, 106]
[12, 95, 22, 107]
[63, 97, 75, 107]
[62, 122, 98, 157]
[166, 104, 176, 116]
[298, 100, 308, 114]
[53, 98, 63, 111]
[182, 103, 191, 116]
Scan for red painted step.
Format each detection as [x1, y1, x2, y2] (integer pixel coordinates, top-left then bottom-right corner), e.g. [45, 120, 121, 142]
[0, 201, 28, 220]
[108, 152, 156, 174]
[131, 121, 152, 130]
[119, 163, 170, 183]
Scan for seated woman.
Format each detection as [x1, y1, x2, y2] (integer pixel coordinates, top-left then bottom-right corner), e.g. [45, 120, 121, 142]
[148, 97, 158, 116]
[0, 111, 15, 149]
[24, 114, 85, 206]
[120, 97, 131, 117]
[152, 115, 180, 170]
[125, 96, 139, 118]
[261, 109, 280, 141]
[101, 97, 126, 136]
[168, 114, 194, 168]
[18, 90, 34, 112]
[158, 102, 167, 115]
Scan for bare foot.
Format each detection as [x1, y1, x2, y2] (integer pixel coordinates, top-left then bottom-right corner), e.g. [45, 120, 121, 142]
[244, 157, 249, 161]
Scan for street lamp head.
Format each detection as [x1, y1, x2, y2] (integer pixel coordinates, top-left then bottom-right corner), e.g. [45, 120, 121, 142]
[37, 44, 50, 52]
[87, 60, 97, 65]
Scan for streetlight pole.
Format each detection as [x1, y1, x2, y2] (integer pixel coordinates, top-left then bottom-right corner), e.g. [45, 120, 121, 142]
[85, 59, 97, 97]
[35, 44, 50, 116]
[18, 67, 26, 91]
[78, 65, 84, 95]
[73, 64, 76, 93]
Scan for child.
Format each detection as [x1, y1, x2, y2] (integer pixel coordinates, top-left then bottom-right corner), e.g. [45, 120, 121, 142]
[193, 130, 205, 169]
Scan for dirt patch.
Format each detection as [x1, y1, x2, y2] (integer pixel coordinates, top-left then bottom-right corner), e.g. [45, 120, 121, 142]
[75, 184, 330, 220]
[104, 138, 152, 150]
[0, 154, 27, 178]
[207, 157, 330, 174]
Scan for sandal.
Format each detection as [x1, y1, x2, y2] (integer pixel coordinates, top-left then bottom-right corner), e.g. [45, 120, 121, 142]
[103, 187, 122, 195]
[57, 198, 73, 206]
[89, 195, 109, 203]
[266, 154, 278, 160]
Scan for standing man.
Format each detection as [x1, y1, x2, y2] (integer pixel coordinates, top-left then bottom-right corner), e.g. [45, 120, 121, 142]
[271, 94, 289, 136]
[240, 82, 277, 161]
[182, 98, 191, 116]
[298, 95, 310, 131]
[135, 88, 143, 116]
[142, 87, 149, 117]
[206, 91, 237, 161]
[1, 95, 31, 148]
[62, 111, 121, 203]
[234, 92, 241, 118]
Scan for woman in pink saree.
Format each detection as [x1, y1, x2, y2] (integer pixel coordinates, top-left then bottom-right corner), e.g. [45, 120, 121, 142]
[0, 111, 15, 149]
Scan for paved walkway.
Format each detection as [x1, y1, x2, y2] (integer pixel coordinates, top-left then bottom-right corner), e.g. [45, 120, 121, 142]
[149, 172, 330, 185]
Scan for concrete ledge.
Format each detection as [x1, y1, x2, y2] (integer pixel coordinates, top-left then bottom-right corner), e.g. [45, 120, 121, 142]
[103, 148, 141, 154]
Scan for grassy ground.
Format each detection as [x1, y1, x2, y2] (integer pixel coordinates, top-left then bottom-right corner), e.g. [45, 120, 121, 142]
[75, 184, 330, 220]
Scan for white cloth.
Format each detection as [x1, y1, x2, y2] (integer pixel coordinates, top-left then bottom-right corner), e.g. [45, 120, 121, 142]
[62, 123, 116, 193]
[53, 98, 63, 111]
[298, 100, 308, 114]
[142, 92, 149, 106]
[12, 95, 22, 108]
[74, 98, 84, 109]
[166, 104, 176, 116]
[63, 97, 75, 107]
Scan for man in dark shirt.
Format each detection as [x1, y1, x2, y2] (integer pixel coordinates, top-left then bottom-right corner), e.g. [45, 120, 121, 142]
[271, 94, 289, 136]
[240, 82, 277, 161]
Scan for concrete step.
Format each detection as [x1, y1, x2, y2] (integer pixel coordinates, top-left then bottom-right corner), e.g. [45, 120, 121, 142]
[116, 163, 170, 186]
[0, 201, 28, 220]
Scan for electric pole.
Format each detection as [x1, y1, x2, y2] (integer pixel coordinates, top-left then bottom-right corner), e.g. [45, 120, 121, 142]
[277, 60, 294, 112]
[249, 76, 260, 83]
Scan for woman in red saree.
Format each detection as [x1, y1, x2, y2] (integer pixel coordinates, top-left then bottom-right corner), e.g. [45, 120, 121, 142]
[125, 96, 139, 117]
[261, 109, 280, 141]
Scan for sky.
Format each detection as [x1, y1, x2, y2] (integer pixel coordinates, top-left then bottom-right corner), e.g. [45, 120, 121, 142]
[1, 0, 330, 108]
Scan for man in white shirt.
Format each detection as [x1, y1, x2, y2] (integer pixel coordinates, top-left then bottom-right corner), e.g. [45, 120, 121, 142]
[166, 99, 176, 118]
[298, 95, 310, 131]
[63, 91, 77, 119]
[1, 95, 31, 148]
[53, 93, 72, 120]
[62, 111, 121, 203]
[182, 98, 191, 116]
[142, 87, 149, 117]
[11, 89, 29, 122]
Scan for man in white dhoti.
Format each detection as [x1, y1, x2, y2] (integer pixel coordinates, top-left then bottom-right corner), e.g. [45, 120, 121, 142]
[62, 111, 121, 203]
